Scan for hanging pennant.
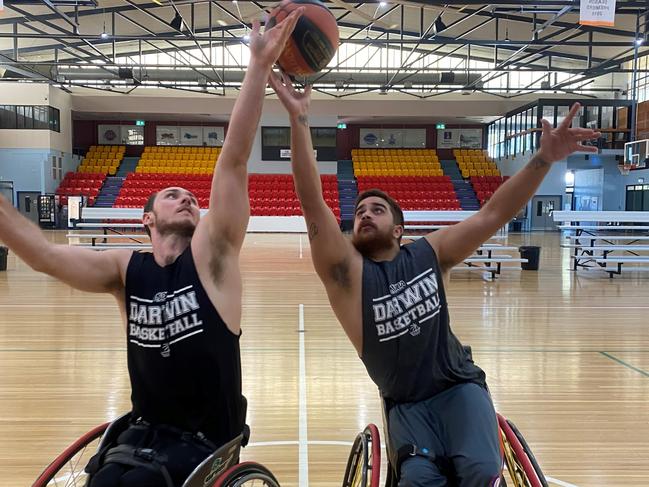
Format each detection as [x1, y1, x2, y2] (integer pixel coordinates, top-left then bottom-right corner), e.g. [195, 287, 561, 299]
[579, 0, 617, 27]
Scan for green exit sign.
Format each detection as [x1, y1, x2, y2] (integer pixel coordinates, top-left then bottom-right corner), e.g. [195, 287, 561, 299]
[135, 120, 145, 126]
[436, 123, 446, 130]
[337, 122, 347, 129]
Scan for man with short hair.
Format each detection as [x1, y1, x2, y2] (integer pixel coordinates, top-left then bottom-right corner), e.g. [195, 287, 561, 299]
[0, 11, 302, 486]
[269, 72, 599, 487]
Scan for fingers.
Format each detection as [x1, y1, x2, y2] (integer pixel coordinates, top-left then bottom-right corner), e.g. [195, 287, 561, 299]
[540, 119, 552, 137]
[276, 7, 304, 41]
[560, 102, 581, 130]
[251, 19, 261, 38]
[304, 84, 313, 97]
[574, 144, 599, 153]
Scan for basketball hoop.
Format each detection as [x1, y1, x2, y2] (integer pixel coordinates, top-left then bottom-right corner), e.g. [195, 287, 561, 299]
[618, 163, 633, 176]
[623, 139, 649, 176]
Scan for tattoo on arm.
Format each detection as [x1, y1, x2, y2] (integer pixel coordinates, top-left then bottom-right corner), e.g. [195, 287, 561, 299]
[330, 258, 351, 289]
[308, 222, 319, 242]
[297, 114, 309, 127]
[529, 154, 551, 170]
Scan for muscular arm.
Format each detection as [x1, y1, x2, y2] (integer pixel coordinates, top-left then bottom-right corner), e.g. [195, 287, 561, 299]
[427, 103, 600, 272]
[427, 154, 552, 271]
[290, 108, 357, 289]
[0, 195, 128, 293]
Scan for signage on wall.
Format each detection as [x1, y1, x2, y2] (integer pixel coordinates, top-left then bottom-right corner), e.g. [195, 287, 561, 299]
[579, 0, 616, 26]
[135, 120, 145, 126]
[437, 128, 483, 149]
[155, 126, 224, 146]
[280, 149, 317, 158]
[359, 128, 426, 148]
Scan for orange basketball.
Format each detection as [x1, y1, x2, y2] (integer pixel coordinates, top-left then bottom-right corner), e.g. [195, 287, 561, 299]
[267, 0, 339, 77]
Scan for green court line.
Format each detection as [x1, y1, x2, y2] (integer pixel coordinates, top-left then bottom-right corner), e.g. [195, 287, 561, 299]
[600, 352, 649, 378]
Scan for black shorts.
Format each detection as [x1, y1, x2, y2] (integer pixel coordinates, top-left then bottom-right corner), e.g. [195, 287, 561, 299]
[86, 421, 216, 487]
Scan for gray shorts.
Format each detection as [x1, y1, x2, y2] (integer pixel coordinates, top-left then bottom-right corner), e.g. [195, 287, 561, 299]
[387, 383, 502, 487]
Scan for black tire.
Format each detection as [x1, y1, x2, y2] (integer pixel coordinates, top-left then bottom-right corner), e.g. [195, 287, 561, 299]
[211, 462, 280, 487]
[506, 420, 548, 487]
[342, 431, 369, 487]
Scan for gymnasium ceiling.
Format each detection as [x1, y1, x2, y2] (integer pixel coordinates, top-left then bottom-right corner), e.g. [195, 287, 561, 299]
[0, 0, 647, 99]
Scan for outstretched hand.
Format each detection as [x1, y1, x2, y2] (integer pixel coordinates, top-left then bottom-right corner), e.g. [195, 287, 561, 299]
[538, 102, 601, 163]
[249, 8, 304, 69]
[268, 70, 313, 118]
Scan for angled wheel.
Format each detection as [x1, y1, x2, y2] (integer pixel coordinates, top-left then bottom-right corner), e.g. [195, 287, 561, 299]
[342, 424, 381, 487]
[497, 414, 546, 487]
[32, 422, 110, 487]
[210, 461, 280, 487]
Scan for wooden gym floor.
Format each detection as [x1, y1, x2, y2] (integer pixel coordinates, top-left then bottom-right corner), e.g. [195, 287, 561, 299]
[1, 231, 648, 486]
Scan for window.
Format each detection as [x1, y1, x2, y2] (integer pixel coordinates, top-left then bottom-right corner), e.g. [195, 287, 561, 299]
[262, 126, 337, 161]
[0, 105, 59, 132]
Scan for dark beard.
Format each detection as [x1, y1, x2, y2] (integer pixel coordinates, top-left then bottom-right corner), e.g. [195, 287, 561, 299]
[352, 227, 396, 257]
[156, 219, 196, 239]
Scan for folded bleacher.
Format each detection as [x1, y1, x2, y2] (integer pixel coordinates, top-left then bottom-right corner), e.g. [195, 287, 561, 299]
[356, 176, 461, 211]
[137, 146, 221, 175]
[78, 145, 125, 175]
[55, 171, 106, 206]
[352, 148, 443, 177]
[469, 176, 510, 206]
[454, 149, 500, 178]
[115, 173, 341, 220]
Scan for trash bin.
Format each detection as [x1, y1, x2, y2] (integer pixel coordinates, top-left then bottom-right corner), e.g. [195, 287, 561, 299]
[0, 246, 8, 271]
[519, 246, 540, 271]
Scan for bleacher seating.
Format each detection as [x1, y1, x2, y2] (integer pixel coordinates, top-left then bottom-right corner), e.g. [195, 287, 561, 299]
[454, 149, 500, 178]
[78, 145, 125, 175]
[469, 175, 510, 206]
[351, 148, 444, 177]
[356, 176, 461, 210]
[55, 171, 106, 206]
[114, 173, 341, 220]
[137, 146, 221, 175]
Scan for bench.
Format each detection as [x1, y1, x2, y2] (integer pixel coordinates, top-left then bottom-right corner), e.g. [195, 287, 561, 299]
[553, 211, 649, 276]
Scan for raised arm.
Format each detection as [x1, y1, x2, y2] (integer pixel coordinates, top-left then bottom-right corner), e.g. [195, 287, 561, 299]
[0, 195, 129, 294]
[202, 10, 303, 251]
[427, 102, 601, 273]
[269, 72, 358, 288]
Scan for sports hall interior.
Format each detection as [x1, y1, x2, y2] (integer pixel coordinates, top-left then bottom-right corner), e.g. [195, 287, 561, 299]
[1, 1, 649, 486]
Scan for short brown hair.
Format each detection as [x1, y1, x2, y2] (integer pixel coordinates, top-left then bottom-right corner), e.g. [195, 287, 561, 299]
[143, 192, 158, 237]
[354, 189, 404, 227]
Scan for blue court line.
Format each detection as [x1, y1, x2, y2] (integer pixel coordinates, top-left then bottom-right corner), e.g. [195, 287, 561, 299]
[600, 352, 649, 378]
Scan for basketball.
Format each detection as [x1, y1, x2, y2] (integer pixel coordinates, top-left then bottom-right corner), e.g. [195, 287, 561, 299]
[267, 0, 339, 77]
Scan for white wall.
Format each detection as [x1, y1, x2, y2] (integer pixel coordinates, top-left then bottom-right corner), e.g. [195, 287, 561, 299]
[48, 86, 73, 153]
[0, 85, 76, 200]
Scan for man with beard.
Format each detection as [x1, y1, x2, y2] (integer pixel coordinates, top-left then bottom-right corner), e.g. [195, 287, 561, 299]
[269, 72, 599, 487]
[0, 10, 302, 487]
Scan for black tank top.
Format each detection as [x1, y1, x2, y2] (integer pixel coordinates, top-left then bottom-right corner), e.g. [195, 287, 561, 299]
[361, 238, 486, 403]
[125, 246, 244, 445]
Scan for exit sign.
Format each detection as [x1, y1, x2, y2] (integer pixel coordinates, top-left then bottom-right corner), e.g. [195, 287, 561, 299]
[135, 120, 145, 126]
[337, 122, 347, 129]
[436, 123, 446, 130]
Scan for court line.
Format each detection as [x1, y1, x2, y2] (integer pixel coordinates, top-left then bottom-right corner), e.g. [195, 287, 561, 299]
[545, 476, 580, 487]
[600, 351, 649, 377]
[298, 303, 309, 486]
[299, 234, 303, 259]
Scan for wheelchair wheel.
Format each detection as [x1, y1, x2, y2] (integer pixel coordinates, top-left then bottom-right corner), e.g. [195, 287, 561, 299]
[32, 422, 110, 487]
[342, 424, 381, 487]
[210, 461, 280, 487]
[506, 419, 548, 487]
[497, 414, 544, 487]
